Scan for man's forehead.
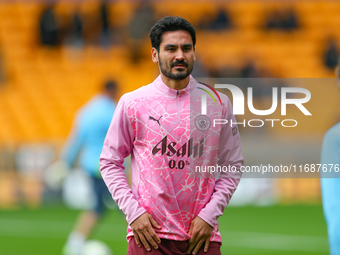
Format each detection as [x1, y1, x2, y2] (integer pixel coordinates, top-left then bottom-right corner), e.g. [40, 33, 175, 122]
[160, 30, 193, 46]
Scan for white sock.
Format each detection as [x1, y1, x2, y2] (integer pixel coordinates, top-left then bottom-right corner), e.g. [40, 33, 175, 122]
[64, 232, 85, 255]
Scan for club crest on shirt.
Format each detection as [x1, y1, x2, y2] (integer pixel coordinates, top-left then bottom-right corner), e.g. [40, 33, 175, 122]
[195, 115, 211, 132]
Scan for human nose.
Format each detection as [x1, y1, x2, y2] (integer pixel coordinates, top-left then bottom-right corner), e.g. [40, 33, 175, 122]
[175, 49, 185, 60]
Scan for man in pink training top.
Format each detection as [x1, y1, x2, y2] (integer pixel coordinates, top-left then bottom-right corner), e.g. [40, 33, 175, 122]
[100, 16, 243, 255]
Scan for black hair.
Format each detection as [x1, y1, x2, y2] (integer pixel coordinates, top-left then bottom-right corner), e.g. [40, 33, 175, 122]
[150, 16, 196, 52]
[104, 80, 117, 91]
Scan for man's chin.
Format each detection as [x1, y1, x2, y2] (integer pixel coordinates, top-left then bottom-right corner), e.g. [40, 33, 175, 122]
[171, 74, 190, 80]
[161, 69, 191, 80]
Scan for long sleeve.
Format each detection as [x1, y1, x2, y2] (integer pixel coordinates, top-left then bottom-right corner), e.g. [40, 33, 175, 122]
[60, 115, 84, 167]
[320, 123, 340, 255]
[100, 95, 146, 225]
[198, 98, 243, 228]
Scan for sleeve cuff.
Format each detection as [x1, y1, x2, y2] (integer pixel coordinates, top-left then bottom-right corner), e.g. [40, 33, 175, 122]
[127, 207, 147, 226]
[197, 211, 216, 228]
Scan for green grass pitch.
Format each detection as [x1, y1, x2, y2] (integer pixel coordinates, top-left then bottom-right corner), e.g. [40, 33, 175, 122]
[0, 204, 328, 255]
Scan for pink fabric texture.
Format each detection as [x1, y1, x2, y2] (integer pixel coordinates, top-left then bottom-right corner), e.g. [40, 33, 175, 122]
[100, 75, 243, 242]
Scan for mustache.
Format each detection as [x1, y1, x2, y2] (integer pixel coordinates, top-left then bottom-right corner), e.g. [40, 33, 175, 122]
[171, 60, 188, 68]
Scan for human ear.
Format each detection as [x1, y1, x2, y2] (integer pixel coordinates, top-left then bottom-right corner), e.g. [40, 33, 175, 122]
[151, 48, 159, 63]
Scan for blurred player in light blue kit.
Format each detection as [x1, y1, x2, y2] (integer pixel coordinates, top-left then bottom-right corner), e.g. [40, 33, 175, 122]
[321, 61, 340, 255]
[47, 80, 118, 255]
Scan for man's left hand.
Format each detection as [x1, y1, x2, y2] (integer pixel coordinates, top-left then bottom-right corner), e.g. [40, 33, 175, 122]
[187, 216, 213, 254]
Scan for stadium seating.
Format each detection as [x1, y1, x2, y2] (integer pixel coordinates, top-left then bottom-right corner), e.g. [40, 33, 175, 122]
[0, 1, 339, 204]
[0, 0, 338, 142]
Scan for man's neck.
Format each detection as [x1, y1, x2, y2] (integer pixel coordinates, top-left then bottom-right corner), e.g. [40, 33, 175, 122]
[160, 74, 190, 90]
[101, 91, 115, 101]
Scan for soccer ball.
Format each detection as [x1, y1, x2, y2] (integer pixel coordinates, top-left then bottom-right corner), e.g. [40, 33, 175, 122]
[81, 240, 112, 255]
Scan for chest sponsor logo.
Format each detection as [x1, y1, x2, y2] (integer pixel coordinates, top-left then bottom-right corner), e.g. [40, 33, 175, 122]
[152, 135, 204, 158]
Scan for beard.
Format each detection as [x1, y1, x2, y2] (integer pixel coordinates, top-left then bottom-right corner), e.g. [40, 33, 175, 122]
[159, 57, 194, 80]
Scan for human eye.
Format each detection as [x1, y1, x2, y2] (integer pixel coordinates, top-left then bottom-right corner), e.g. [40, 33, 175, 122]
[182, 46, 192, 51]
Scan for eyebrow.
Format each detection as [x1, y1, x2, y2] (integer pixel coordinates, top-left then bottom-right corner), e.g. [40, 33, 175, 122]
[182, 43, 193, 48]
[164, 43, 193, 48]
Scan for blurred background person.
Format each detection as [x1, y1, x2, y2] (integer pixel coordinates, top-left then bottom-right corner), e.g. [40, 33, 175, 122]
[63, 8, 84, 47]
[46, 80, 118, 255]
[323, 37, 339, 70]
[127, 0, 156, 63]
[99, 0, 111, 47]
[39, 4, 60, 47]
[320, 60, 340, 255]
[0, 48, 5, 84]
[264, 6, 299, 31]
[198, 7, 232, 31]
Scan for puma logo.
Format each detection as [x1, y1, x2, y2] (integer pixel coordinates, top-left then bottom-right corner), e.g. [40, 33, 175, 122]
[149, 116, 162, 126]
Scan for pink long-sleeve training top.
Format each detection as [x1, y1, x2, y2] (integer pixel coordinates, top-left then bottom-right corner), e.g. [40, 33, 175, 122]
[100, 75, 243, 242]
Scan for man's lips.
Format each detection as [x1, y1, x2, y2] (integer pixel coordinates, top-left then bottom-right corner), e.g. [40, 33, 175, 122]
[171, 62, 188, 68]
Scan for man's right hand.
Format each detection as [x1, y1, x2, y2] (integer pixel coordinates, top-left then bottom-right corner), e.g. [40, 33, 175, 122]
[130, 212, 161, 251]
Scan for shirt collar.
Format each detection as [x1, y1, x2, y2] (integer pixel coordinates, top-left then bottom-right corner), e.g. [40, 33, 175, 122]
[153, 75, 197, 97]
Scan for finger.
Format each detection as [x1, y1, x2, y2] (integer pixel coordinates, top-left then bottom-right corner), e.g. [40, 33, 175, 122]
[138, 232, 151, 252]
[188, 229, 198, 245]
[188, 221, 194, 236]
[149, 215, 161, 230]
[143, 229, 159, 250]
[148, 226, 161, 244]
[204, 238, 210, 252]
[187, 243, 196, 254]
[132, 231, 141, 248]
[192, 240, 204, 255]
